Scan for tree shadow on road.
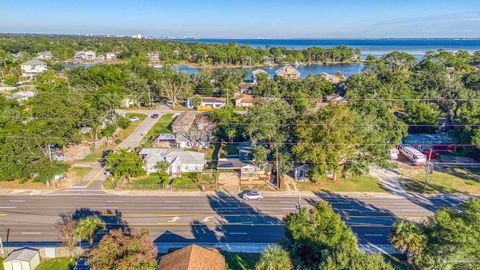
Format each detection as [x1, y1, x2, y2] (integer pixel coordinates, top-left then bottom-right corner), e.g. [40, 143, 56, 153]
[308, 191, 397, 254]
[154, 191, 283, 253]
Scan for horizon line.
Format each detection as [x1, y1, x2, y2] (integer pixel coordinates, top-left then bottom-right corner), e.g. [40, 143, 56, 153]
[1, 32, 480, 41]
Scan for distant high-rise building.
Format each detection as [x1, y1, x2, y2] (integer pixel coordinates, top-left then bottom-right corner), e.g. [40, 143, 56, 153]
[131, 34, 143, 39]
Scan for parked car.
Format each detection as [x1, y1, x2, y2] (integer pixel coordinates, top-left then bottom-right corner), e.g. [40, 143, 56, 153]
[151, 114, 159, 119]
[242, 191, 264, 201]
[130, 117, 140, 122]
[389, 149, 400, 160]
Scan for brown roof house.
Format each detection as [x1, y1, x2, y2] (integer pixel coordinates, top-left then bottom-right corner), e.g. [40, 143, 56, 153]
[234, 93, 254, 107]
[172, 112, 196, 133]
[275, 65, 301, 80]
[158, 244, 225, 270]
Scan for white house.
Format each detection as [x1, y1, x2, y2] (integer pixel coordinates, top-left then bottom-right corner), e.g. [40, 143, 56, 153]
[139, 148, 206, 176]
[74, 50, 96, 61]
[20, 60, 47, 78]
[275, 65, 301, 80]
[12, 90, 36, 103]
[234, 93, 254, 107]
[186, 97, 227, 110]
[37, 51, 52, 60]
[106, 52, 117, 61]
[251, 69, 269, 83]
[3, 248, 40, 270]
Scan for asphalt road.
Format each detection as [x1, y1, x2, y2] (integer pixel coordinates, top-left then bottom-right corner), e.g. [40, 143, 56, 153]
[0, 192, 465, 251]
[117, 109, 169, 149]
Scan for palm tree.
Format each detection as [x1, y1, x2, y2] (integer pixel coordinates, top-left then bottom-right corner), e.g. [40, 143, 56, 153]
[256, 245, 292, 270]
[75, 216, 105, 245]
[390, 220, 426, 265]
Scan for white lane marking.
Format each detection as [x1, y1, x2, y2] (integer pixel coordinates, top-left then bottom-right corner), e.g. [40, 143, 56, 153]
[168, 217, 180, 223]
[228, 232, 248, 235]
[162, 207, 180, 209]
[392, 202, 410, 205]
[107, 201, 125, 203]
[22, 232, 41, 235]
[281, 208, 295, 210]
[278, 202, 295, 204]
[9, 200, 26, 203]
[365, 234, 384, 237]
[164, 201, 181, 203]
[0, 207, 16, 209]
[203, 216, 213, 222]
[102, 207, 119, 209]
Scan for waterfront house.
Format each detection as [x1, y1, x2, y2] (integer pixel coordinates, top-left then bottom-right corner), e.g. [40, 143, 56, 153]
[74, 50, 96, 61]
[172, 112, 196, 133]
[251, 69, 269, 83]
[320, 72, 343, 84]
[186, 97, 227, 110]
[139, 148, 206, 176]
[275, 65, 301, 80]
[20, 60, 47, 78]
[95, 55, 105, 63]
[106, 52, 117, 61]
[158, 244, 225, 270]
[37, 51, 52, 60]
[234, 93, 254, 107]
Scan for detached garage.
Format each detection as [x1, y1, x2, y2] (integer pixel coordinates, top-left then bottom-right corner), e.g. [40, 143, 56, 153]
[3, 248, 40, 270]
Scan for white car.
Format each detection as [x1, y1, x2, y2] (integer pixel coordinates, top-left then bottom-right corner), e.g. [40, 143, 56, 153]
[130, 117, 140, 122]
[242, 191, 264, 201]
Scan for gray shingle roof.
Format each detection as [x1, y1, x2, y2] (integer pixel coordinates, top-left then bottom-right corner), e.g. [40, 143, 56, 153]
[5, 248, 39, 262]
[21, 60, 47, 66]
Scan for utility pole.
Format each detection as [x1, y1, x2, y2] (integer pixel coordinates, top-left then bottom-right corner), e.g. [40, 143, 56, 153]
[275, 145, 280, 190]
[47, 144, 52, 163]
[148, 87, 152, 109]
[424, 148, 434, 190]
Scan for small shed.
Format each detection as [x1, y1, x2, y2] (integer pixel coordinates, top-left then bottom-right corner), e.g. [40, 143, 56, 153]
[3, 248, 40, 270]
[294, 164, 311, 182]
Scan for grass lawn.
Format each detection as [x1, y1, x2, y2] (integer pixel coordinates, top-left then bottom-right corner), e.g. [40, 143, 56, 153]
[70, 167, 90, 178]
[297, 175, 386, 193]
[144, 113, 175, 142]
[37, 258, 75, 270]
[0, 258, 3, 270]
[117, 114, 147, 142]
[125, 113, 147, 121]
[399, 165, 480, 194]
[223, 252, 260, 270]
[134, 175, 162, 185]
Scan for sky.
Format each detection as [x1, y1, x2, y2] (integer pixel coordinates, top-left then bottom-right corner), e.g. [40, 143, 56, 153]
[1, 0, 480, 38]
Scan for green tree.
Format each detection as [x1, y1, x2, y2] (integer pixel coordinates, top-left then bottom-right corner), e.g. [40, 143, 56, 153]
[106, 149, 145, 182]
[156, 67, 192, 108]
[390, 220, 426, 265]
[284, 201, 358, 268]
[256, 245, 292, 270]
[293, 105, 359, 181]
[155, 160, 170, 184]
[391, 199, 480, 269]
[87, 229, 158, 270]
[75, 216, 105, 245]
